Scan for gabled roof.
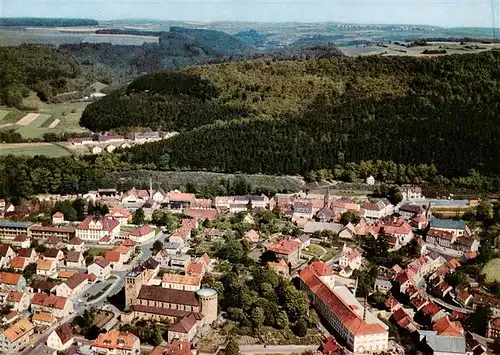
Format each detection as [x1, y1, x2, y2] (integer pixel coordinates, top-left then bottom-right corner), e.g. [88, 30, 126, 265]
[267, 239, 301, 255]
[92, 330, 138, 350]
[54, 323, 73, 344]
[0, 244, 12, 258]
[105, 251, 121, 262]
[64, 273, 88, 290]
[92, 258, 110, 269]
[7, 290, 24, 303]
[162, 273, 201, 286]
[185, 208, 218, 220]
[310, 261, 334, 276]
[130, 225, 154, 237]
[45, 236, 62, 245]
[149, 340, 191, 355]
[168, 313, 203, 333]
[31, 293, 67, 309]
[2, 318, 34, 343]
[138, 285, 199, 306]
[428, 228, 454, 240]
[44, 248, 62, 258]
[10, 257, 27, 270]
[17, 248, 34, 258]
[78, 216, 119, 231]
[68, 236, 84, 245]
[32, 312, 55, 324]
[433, 317, 464, 337]
[12, 234, 28, 243]
[0, 272, 22, 285]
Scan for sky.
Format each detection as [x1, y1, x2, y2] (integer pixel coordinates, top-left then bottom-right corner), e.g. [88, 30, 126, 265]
[0, 0, 493, 28]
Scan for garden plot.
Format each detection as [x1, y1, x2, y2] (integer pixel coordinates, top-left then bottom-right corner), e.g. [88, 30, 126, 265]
[16, 113, 39, 126]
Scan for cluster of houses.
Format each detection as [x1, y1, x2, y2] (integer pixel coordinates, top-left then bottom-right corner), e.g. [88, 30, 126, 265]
[69, 131, 179, 155]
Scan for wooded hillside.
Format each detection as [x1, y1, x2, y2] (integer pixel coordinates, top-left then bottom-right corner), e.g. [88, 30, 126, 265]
[85, 51, 500, 178]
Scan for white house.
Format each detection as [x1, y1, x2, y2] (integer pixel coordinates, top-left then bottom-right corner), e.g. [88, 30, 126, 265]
[87, 259, 111, 281]
[47, 323, 74, 351]
[91, 146, 102, 155]
[366, 176, 375, 185]
[52, 212, 65, 225]
[129, 225, 155, 243]
[31, 293, 73, 318]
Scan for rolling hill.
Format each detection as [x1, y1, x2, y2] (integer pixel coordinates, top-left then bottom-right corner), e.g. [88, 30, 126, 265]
[84, 51, 500, 179]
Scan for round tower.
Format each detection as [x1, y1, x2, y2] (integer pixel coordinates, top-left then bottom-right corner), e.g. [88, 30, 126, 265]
[197, 288, 218, 325]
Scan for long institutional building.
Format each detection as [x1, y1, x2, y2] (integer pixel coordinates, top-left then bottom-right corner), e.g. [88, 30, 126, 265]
[300, 262, 389, 354]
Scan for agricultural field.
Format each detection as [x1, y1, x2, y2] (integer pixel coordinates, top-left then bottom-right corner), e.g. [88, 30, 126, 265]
[482, 258, 500, 283]
[0, 143, 71, 157]
[0, 101, 90, 139]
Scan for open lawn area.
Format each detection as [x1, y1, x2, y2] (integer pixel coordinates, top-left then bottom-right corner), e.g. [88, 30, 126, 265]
[303, 244, 325, 258]
[0, 143, 71, 157]
[482, 258, 500, 282]
[0, 101, 90, 139]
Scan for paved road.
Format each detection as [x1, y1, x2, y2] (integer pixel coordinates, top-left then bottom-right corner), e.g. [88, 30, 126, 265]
[239, 345, 319, 354]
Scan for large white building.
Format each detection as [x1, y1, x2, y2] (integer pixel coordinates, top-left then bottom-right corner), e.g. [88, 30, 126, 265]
[300, 262, 389, 354]
[76, 216, 120, 242]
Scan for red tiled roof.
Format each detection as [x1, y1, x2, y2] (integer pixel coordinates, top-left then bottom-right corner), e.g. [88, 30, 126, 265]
[123, 239, 136, 247]
[114, 245, 130, 255]
[7, 290, 24, 303]
[433, 317, 463, 336]
[31, 293, 67, 309]
[428, 228, 454, 240]
[92, 258, 110, 269]
[0, 244, 12, 258]
[171, 228, 191, 239]
[52, 212, 64, 218]
[105, 251, 121, 262]
[267, 239, 301, 255]
[12, 234, 27, 243]
[181, 219, 197, 230]
[421, 302, 440, 316]
[130, 225, 154, 237]
[185, 208, 218, 221]
[149, 340, 191, 355]
[68, 237, 83, 245]
[395, 270, 416, 285]
[392, 308, 411, 328]
[107, 207, 131, 218]
[168, 192, 196, 202]
[10, 257, 27, 270]
[138, 285, 199, 307]
[186, 262, 204, 277]
[17, 248, 33, 258]
[410, 295, 428, 309]
[310, 261, 334, 276]
[0, 272, 21, 285]
[78, 216, 119, 231]
[92, 331, 138, 350]
[55, 323, 73, 345]
[371, 217, 412, 236]
[64, 273, 88, 290]
[169, 313, 203, 333]
[300, 265, 387, 336]
[31, 226, 75, 233]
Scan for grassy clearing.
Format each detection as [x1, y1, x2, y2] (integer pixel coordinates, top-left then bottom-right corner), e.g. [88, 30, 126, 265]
[321, 248, 339, 262]
[482, 258, 500, 282]
[304, 243, 324, 257]
[30, 113, 52, 127]
[0, 143, 71, 157]
[0, 110, 10, 120]
[2, 111, 26, 124]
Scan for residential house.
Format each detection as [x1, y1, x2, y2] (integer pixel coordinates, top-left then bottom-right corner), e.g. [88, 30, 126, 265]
[149, 340, 191, 355]
[76, 216, 120, 243]
[65, 251, 85, 268]
[45, 236, 64, 249]
[30, 226, 75, 242]
[455, 236, 480, 253]
[0, 272, 26, 291]
[56, 273, 88, 298]
[106, 207, 132, 225]
[371, 216, 414, 249]
[292, 202, 313, 221]
[6, 291, 30, 312]
[169, 228, 191, 246]
[29, 280, 58, 294]
[374, 278, 392, 294]
[169, 255, 191, 270]
[181, 219, 198, 230]
[244, 229, 260, 244]
[67, 237, 85, 252]
[162, 274, 201, 292]
[294, 234, 311, 249]
[401, 185, 424, 201]
[32, 312, 56, 327]
[31, 293, 73, 318]
[184, 208, 218, 221]
[427, 229, 455, 248]
[430, 219, 468, 238]
[338, 246, 362, 278]
[11, 234, 30, 248]
[364, 200, 393, 219]
[52, 212, 65, 225]
[398, 204, 426, 220]
[154, 249, 171, 268]
[10, 257, 28, 272]
[167, 312, 203, 342]
[91, 331, 140, 355]
[17, 248, 37, 263]
[114, 245, 131, 262]
[316, 206, 334, 223]
[392, 307, 419, 332]
[366, 176, 375, 185]
[233, 194, 269, 210]
[129, 225, 155, 243]
[395, 269, 417, 294]
[411, 214, 428, 230]
[266, 239, 301, 264]
[190, 198, 213, 210]
[105, 251, 123, 269]
[166, 192, 196, 212]
[0, 244, 15, 268]
[43, 248, 65, 263]
[2, 311, 19, 326]
[300, 263, 389, 354]
[455, 286, 473, 307]
[185, 262, 204, 277]
[88, 259, 111, 281]
[339, 223, 356, 240]
[0, 318, 34, 354]
[98, 134, 124, 143]
[47, 323, 74, 351]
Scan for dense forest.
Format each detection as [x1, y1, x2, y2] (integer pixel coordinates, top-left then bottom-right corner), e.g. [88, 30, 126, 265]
[82, 51, 500, 179]
[0, 18, 99, 27]
[0, 45, 89, 107]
